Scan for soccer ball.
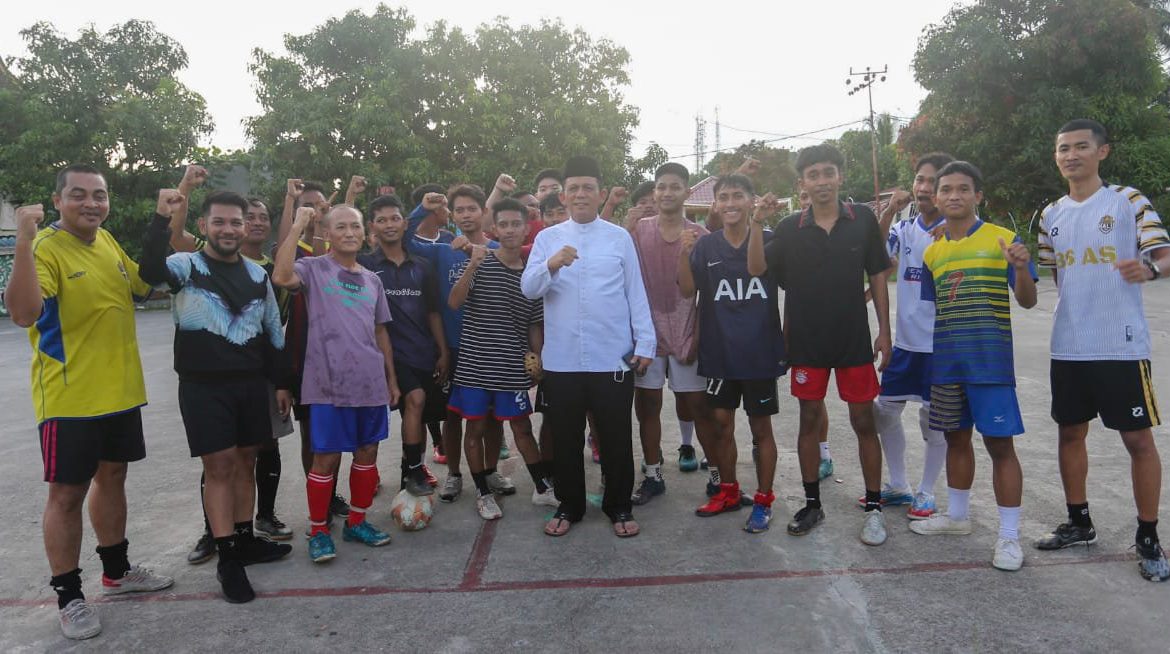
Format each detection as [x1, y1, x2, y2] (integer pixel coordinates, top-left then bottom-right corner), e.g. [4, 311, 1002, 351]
[389, 489, 436, 531]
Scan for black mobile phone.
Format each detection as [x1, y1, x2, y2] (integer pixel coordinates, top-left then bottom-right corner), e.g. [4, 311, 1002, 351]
[621, 350, 638, 372]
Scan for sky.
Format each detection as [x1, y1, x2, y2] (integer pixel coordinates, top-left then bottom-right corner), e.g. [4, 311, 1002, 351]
[2, 1, 958, 172]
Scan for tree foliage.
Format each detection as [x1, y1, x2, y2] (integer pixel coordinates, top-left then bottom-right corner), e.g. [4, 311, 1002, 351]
[0, 20, 213, 256]
[701, 141, 798, 197]
[830, 114, 902, 203]
[900, 0, 1170, 220]
[246, 5, 640, 202]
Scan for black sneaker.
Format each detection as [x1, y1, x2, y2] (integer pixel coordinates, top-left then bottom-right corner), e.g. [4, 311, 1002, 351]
[238, 535, 292, 566]
[330, 494, 351, 517]
[787, 506, 825, 536]
[217, 559, 255, 603]
[1136, 538, 1170, 582]
[631, 477, 665, 505]
[1034, 522, 1098, 550]
[187, 531, 214, 565]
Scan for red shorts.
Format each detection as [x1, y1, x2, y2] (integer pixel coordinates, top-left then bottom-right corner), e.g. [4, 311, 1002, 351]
[790, 365, 881, 403]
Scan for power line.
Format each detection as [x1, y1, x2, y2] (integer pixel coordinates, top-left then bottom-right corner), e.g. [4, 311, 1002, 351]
[668, 118, 867, 161]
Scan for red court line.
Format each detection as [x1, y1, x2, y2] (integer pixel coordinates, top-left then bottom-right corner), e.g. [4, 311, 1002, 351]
[459, 518, 499, 590]
[0, 552, 1133, 609]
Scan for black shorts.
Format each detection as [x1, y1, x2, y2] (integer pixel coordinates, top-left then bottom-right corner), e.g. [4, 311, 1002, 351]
[396, 361, 446, 423]
[706, 378, 779, 416]
[39, 409, 146, 484]
[1051, 359, 1161, 431]
[179, 378, 271, 457]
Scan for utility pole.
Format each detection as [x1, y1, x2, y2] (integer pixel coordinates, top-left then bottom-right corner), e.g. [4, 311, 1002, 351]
[694, 114, 707, 174]
[714, 106, 721, 154]
[847, 65, 889, 206]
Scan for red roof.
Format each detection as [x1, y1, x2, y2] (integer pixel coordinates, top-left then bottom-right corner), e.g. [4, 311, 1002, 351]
[684, 176, 717, 208]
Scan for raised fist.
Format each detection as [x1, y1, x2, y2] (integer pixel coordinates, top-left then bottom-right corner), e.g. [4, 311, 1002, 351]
[180, 165, 208, 192]
[15, 204, 44, 242]
[423, 192, 447, 212]
[680, 228, 698, 254]
[156, 189, 185, 217]
[606, 187, 629, 206]
[287, 179, 305, 198]
[888, 188, 912, 213]
[548, 245, 579, 272]
[468, 243, 488, 265]
[494, 174, 517, 194]
[294, 206, 316, 230]
[450, 235, 470, 252]
[737, 156, 762, 176]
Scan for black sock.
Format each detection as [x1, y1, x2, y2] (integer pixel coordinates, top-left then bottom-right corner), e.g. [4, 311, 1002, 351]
[471, 471, 491, 496]
[427, 421, 443, 448]
[95, 539, 130, 580]
[1067, 502, 1091, 528]
[50, 568, 84, 609]
[864, 489, 882, 512]
[1138, 518, 1159, 545]
[484, 467, 497, 477]
[234, 521, 254, 540]
[200, 472, 210, 534]
[803, 481, 821, 510]
[255, 443, 281, 518]
[215, 535, 237, 562]
[404, 442, 424, 468]
[527, 463, 549, 493]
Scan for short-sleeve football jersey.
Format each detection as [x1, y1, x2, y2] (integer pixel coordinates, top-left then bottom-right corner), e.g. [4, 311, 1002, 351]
[27, 224, 152, 423]
[1038, 184, 1170, 361]
[921, 220, 1036, 386]
[887, 214, 945, 353]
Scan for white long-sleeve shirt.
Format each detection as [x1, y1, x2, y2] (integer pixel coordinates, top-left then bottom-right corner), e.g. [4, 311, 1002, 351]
[521, 216, 656, 373]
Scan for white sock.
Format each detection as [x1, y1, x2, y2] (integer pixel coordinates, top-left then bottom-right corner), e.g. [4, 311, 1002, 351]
[679, 420, 694, 446]
[997, 505, 1021, 541]
[819, 442, 831, 461]
[709, 466, 720, 485]
[947, 487, 971, 521]
[874, 399, 907, 489]
[918, 405, 947, 496]
[645, 461, 662, 481]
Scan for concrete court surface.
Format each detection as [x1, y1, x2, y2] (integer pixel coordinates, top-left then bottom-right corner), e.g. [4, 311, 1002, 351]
[0, 280, 1168, 653]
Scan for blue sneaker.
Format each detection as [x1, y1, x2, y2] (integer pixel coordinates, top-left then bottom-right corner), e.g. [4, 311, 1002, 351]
[308, 532, 336, 563]
[343, 520, 392, 547]
[499, 444, 511, 460]
[856, 483, 914, 508]
[908, 491, 936, 520]
[817, 458, 834, 480]
[678, 445, 699, 472]
[1137, 538, 1170, 582]
[744, 503, 772, 533]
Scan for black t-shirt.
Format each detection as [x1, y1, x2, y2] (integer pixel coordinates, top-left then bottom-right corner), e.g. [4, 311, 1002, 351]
[765, 202, 891, 368]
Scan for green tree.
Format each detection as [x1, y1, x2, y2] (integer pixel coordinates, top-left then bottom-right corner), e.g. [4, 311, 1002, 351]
[900, 0, 1170, 220]
[246, 5, 639, 205]
[702, 141, 798, 196]
[830, 114, 901, 203]
[0, 20, 213, 256]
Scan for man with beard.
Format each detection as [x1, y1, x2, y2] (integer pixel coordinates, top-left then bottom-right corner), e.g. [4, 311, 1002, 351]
[140, 190, 293, 602]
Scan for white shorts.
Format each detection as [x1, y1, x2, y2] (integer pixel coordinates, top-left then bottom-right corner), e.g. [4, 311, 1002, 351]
[635, 355, 707, 393]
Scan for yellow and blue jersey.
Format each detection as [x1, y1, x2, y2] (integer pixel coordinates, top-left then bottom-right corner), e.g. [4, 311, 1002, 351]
[28, 224, 152, 423]
[921, 220, 1037, 386]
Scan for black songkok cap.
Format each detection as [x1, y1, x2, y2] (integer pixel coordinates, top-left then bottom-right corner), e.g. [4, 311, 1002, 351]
[563, 156, 602, 183]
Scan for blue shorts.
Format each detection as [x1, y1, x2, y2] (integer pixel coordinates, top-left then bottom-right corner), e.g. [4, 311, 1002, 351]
[448, 385, 532, 421]
[308, 404, 389, 453]
[928, 384, 1024, 437]
[879, 348, 933, 403]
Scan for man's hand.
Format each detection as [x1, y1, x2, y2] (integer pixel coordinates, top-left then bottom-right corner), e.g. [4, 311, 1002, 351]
[15, 204, 44, 242]
[293, 206, 316, 232]
[524, 351, 544, 381]
[450, 235, 470, 252]
[179, 165, 208, 193]
[680, 228, 699, 255]
[157, 189, 185, 217]
[1117, 258, 1155, 284]
[887, 188, 912, 215]
[873, 330, 892, 372]
[468, 243, 488, 266]
[287, 178, 304, 199]
[423, 192, 447, 212]
[753, 192, 781, 224]
[998, 237, 1031, 269]
[548, 245, 579, 272]
[434, 352, 449, 384]
[275, 390, 293, 417]
[631, 356, 652, 375]
[345, 175, 367, 204]
[388, 382, 401, 409]
[494, 174, 517, 195]
[605, 186, 629, 208]
[736, 156, 761, 177]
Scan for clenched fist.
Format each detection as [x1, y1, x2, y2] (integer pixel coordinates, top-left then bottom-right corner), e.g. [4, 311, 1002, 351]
[548, 245, 579, 272]
[15, 204, 44, 242]
[157, 189, 185, 217]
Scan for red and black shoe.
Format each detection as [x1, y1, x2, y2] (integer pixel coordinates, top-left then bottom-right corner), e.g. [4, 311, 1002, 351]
[696, 483, 744, 517]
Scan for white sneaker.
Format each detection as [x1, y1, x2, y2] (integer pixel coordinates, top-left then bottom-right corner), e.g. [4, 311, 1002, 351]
[992, 538, 1024, 571]
[908, 513, 972, 536]
[439, 475, 463, 503]
[59, 598, 101, 640]
[860, 510, 888, 546]
[476, 493, 503, 520]
[486, 472, 516, 496]
[532, 487, 559, 507]
[101, 564, 174, 595]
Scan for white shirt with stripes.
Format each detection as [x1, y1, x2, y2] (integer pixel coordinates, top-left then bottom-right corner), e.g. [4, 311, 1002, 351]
[1038, 183, 1170, 361]
[887, 213, 946, 353]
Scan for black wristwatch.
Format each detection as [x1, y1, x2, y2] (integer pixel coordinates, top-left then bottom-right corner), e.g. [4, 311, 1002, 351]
[1143, 257, 1161, 280]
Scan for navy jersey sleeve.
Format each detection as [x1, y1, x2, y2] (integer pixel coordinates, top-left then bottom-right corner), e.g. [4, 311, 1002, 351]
[920, 263, 936, 302]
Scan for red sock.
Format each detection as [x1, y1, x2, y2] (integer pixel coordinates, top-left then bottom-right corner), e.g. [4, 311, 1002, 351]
[754, 490, 776, 507]
[307, 472, 334, 535]
[348, 463, 378, 527]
